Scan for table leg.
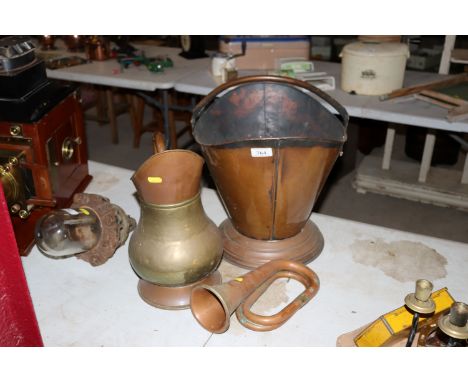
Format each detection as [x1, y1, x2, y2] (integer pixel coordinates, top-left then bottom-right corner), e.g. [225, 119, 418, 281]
[106, 89, 118, 144]
[191, 96, 197, 109]
[129, 95, 145, 148]
[382, 126, 396, 170]
[462, 153, 468, 185]
[439, 35, 456, 75]
[161, 90, 171, 149]
[132, 90, 195, 150]
[167, 93, 178, 149]
[418, 132, 436, 183]
[96, 88, 107, 124]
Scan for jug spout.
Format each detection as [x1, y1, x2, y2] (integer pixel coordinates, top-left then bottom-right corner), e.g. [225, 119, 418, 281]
[131, 150, 204, 205]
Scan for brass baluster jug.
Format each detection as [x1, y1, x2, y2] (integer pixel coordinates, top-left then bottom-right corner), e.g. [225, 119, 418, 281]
[128, 140, 223, 309]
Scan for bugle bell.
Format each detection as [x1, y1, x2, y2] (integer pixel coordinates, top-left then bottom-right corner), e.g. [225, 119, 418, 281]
[190, 259, 320, 333]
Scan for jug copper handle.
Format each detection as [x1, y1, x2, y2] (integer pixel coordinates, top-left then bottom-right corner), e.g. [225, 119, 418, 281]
[152, 131, 166, 154]
[191, 75, 349, 129]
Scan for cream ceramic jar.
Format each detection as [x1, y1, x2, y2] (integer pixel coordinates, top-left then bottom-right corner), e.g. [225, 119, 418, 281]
[340, 42, 410, 95]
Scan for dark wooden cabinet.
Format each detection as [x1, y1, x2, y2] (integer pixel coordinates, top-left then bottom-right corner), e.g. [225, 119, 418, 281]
[0, 93, 92, 255]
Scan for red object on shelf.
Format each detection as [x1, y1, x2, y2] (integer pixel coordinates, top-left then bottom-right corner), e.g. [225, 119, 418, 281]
[0, 185, 43, 347]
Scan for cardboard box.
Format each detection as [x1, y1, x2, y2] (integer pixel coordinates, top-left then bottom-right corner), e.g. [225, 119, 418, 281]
[219, 36, 310, 70]
[407, 48, 442, 71]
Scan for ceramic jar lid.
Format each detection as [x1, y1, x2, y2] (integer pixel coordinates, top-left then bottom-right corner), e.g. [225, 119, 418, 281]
[342, 42, 410, 58]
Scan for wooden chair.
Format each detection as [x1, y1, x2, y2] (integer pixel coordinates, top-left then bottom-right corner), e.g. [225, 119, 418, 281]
[129, 90, 198, 149]
[80, 84, 132, 144]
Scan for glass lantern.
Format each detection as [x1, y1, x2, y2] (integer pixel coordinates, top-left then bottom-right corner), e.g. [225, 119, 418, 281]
[35, 208, 101, 258]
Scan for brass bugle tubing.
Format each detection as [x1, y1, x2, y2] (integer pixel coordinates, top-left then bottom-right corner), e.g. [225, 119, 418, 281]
[236, 270, 312, 332]
[190, 260, 320, 333]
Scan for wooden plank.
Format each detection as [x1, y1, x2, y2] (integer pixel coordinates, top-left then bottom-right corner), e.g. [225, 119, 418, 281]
[451, 48, 468, 64]
[448, 103, 468, 122]
[420, 89, 468, 106]
[414, 94, 454, 109]
[462, 154, 468, 185]
[106, 89, 118, 144]
[382, 127, 395, 170]
[354, 153, 468, 210]
[381, 73, 468, 100]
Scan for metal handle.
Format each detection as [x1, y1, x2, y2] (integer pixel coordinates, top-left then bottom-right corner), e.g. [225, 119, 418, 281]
[191, 75, 349, 128]
[152, 131, 166, 154]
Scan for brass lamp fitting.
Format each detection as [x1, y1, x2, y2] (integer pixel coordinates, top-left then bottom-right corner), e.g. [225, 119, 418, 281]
[405, 279, 436, 314]
[0, 154, 28, 218]
[438, 302, 468, 340]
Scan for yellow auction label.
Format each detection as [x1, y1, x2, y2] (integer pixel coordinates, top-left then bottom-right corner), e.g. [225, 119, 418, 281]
[354, 288, 454, 347]
[147, 176, 163, 184]
[79, 208, 90, 215]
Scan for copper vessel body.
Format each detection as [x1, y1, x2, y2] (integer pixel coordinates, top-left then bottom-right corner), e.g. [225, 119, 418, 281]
[85, 37, 110, 61]
[129, 193, 223, 286]
[131, 149, 203, 205]
[128, 149, 223, 309]
[204, 145, 339, 240]
[137, 272, 222, 310]
[190, 259, 320, 333]
[40, 35, 55, 50]
[192, 76, 348, 267]
[220, 219, 324, 269]
[64, 36, 85, 52]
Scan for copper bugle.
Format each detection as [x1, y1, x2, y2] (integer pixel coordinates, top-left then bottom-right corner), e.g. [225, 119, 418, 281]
[190, 259, 320, 333]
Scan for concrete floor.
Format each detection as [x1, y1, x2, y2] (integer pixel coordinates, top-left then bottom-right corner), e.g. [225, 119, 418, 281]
[83, 110, 468, 244]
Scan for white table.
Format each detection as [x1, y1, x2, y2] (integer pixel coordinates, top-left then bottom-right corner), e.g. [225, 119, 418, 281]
[21, 161, 468, 346]
[45, 46, 210, 91]
[45, 50, 468, 134]
[176, 61, 468, 132]
[177, 62, 468, 210]
[44, 45, 210, 148]
[45, 45, 468, 205]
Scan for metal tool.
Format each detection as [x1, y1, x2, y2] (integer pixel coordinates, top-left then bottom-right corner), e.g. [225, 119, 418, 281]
[404, 279, 436, 347]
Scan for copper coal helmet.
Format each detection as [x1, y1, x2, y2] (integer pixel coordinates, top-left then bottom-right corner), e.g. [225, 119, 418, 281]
[192, 76, 348, 269]
[128, 140, 223, 310]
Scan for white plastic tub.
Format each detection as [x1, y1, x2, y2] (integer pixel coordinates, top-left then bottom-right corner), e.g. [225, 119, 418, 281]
[340, 42, 410, 96]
